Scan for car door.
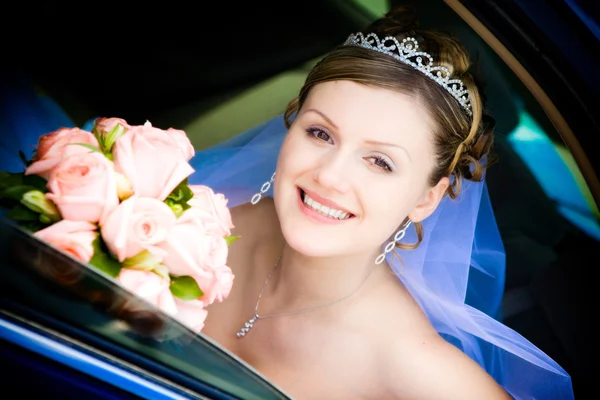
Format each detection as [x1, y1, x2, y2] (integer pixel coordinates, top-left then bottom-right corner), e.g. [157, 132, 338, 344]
[0, 218, 293, 399]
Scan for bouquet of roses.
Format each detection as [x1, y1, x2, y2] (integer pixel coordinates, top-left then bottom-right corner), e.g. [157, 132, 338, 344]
[0, 117, 236, 333]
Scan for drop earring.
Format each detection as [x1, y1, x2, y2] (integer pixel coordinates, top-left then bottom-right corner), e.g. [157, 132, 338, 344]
[375, 220, 412, 265]
[251, 172, 276, 205]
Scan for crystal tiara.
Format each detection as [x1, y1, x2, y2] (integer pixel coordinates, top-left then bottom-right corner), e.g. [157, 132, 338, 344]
[344, 32, 473, 116]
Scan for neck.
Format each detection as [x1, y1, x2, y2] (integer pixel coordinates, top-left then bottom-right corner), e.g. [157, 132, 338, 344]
[263, 243, 381, 310]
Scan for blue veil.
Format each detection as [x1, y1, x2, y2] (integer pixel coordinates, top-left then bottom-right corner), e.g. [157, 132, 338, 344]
[1, 70, 574, 399]
[188, 116, 574, 399]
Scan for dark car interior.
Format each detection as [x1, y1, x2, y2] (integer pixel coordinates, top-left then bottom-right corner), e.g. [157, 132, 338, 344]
[3, 0, 597, 398]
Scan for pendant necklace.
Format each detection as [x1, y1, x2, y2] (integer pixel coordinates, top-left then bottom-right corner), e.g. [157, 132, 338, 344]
[236, 256, 377, 338]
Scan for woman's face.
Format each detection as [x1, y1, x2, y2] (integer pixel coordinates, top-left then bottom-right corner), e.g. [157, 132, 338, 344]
[274, 80, 448, 258]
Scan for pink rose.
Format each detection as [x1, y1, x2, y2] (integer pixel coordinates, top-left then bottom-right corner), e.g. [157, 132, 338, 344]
[101, 196, 177, 262]
[159, 207, 229, 279]
[198, 265, 235, 305]
[26, 127, 100, 180]
[174, 299, 208, 333]
[94, 117, 131, 137]
[46, 152, 119, 222]
[34, 220, 98, 263]
[117, 269, 178, 316]
[167, 128, 195, 161]
[112, 124, 194, 200]
[188, 185, 234, 236]
[45, 152, 120, 224]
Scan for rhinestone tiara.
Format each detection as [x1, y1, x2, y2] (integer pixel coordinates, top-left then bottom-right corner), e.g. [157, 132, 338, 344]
[344, 32, 472, 116]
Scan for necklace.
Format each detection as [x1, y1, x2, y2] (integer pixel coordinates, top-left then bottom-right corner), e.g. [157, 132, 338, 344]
[236, 256, 377, 338]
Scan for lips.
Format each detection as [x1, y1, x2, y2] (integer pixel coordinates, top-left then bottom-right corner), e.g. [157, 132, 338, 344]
[299, 187, 355, 218]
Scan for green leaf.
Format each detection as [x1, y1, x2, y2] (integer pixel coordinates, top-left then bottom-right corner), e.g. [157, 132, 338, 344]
[0, 173, 26, 207]
[0, 171, 47, 199]
[165, 178, 193, 217]
[152, 264, 171, 281]
[67, 143, 103, 153]
[169, 203, 184, 218]
[0, 172, 25, 190]
[22, 174, 48, 192]
[15, 220, 46, 233]
[88, 237, 123, 277]
[92, 125, 106, 150]
[39, 214, 53, 224]
[170, 275, 204, 300]
[103, 123, 126, 152]
[20, 190, 61, 222]
[167, 178, 193, 202]
[181, 186, 194, 202]
[122, 250, 162, 270]
[1, 185, 39, 202]
[225, 235, 240, 246]
[5, 204, 41, 221]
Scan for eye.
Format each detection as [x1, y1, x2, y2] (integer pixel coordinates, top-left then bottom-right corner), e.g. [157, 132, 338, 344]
[306, 127, 333, 144]
[367, 155, 394, 172]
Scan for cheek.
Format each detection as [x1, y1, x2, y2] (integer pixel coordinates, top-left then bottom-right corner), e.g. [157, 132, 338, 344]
[276, 132, 315, 180]
[362, 182, 414, 240]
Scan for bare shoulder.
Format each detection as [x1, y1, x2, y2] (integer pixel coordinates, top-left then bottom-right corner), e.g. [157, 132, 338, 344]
[383, 333, 511, 399]
[364, 275, 511, 399]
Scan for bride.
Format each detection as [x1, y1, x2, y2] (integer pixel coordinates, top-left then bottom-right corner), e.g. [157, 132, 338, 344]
[0, 6, 574, 400]
[187, 7, 573, 400]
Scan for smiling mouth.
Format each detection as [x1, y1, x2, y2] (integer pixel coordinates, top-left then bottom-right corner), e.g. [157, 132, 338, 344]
[299, 189, 355, 220]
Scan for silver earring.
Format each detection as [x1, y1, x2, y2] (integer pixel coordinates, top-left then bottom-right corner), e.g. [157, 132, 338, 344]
[375, 220, 412, 265]
[251, 172, 276, 205]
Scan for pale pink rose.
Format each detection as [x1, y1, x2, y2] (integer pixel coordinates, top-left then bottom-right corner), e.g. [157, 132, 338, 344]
[188, 185, 234, 236]
[198, 265, 235, 305]
[174, 299, 208, 333]
[166, 128, 195, 161]
[112, 124, 194, 200]
[34, 220, 98, 263]
[94, 117, 131, 137]
[45, 152, 120, 224]
[26, 127, 100, 180]
[159, 207, 229, 278]
[101, 196, 177, 262]
[117, 269, 178, 316]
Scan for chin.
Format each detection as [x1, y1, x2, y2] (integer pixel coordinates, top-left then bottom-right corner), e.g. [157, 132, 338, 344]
[279, 222, 343, 257]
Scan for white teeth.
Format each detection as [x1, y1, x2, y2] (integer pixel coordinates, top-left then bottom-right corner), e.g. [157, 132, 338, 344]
[302, 193, 350, 220]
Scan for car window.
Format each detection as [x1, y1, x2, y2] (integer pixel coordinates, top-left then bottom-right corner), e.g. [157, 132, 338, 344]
[0, 219, 291, 400]
[563, 0, 600, 40]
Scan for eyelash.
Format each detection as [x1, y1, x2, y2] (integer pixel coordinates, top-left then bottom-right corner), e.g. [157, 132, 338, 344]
[368, 155, 393, 172]
[307, 126, 333, 144]
[305, 127, 394, 172]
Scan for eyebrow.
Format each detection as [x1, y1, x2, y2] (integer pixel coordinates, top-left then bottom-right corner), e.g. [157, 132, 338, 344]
[303, 108, 412, 162]
[303, 108, 339, 130]
[364, 139, 412, 162]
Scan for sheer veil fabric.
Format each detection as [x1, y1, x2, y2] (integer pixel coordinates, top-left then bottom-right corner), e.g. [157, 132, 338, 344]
[188, 115, 574, 400]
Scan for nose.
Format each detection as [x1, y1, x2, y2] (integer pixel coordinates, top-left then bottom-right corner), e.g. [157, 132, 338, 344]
[313, 153, 352, 194]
